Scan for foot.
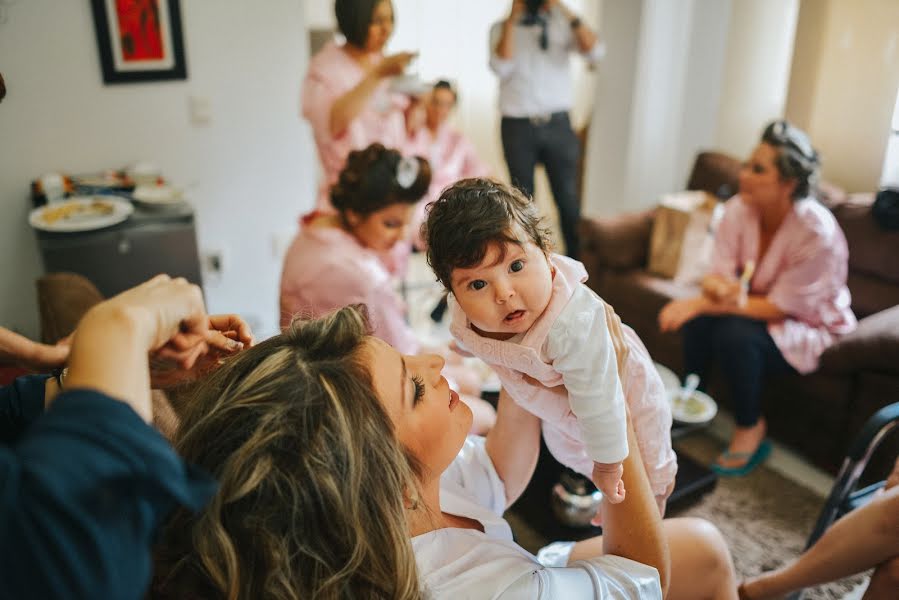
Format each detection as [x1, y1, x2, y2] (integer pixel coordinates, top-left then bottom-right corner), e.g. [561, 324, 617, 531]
[717, 419, 767, 469]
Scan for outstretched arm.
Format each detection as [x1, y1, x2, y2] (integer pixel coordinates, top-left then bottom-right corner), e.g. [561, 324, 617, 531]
[486, 387, 542, 507]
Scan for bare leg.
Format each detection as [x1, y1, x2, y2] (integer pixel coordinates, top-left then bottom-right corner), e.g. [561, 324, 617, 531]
[740, 485, 899, 599]
[569, 517, 737, 600]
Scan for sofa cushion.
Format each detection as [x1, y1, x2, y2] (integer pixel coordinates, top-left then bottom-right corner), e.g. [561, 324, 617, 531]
[832, 197, 899, 317]
[818, 304, 899, 375]
[685, 152, 740, 197]
[579, 209, 655, 271]
[36, 272, 104, 344]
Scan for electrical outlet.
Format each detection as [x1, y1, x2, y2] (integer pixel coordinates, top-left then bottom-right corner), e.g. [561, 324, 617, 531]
[201, 250, 225, 285]
[202, 251, 223, 274]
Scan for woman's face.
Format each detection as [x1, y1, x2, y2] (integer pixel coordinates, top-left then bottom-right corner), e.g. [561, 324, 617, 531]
[739, 143, 796, 211]
[365, 0, 394, 53]
[365, 337, 472, 482]
[426, 87, 456, 130]
[346, 202, 414, 252]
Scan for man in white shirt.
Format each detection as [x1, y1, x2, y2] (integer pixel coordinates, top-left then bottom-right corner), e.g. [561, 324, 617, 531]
[489, 0, 604, 259]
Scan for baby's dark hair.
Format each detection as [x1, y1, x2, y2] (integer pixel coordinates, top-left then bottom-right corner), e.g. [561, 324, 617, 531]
[331, 143, 431, 217]
[424, 178, 552, 290]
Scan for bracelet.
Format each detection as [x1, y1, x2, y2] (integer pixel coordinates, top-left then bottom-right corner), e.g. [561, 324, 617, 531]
[570, 17, 582, 29]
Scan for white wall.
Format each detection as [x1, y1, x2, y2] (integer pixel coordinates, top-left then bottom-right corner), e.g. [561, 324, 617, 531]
[584, 0, 734, 216]
[0, 1, 313, 339]
[714, 0, 799, 158]
[787, 0, 899, 192]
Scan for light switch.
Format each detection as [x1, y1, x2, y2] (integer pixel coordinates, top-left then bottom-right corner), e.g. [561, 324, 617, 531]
[189, 95, 212, 126]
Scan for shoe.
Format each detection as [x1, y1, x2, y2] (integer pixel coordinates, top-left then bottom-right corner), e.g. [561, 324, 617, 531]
[711, 439, 772, 477]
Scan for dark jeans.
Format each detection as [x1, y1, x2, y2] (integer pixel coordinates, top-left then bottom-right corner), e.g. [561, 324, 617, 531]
[682, 315, 796, 427]
[501, 112, 581, 259]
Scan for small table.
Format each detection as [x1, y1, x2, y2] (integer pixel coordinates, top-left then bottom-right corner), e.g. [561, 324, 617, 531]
[505, 428, 718, 544]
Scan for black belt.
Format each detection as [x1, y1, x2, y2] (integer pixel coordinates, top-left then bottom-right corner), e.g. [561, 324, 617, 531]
[502, 111, 568, 126]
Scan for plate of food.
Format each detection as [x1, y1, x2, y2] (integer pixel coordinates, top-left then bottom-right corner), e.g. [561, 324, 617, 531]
[131, 184, 183, 206]
[653, 362, 681, 394]
[668, 388, 717, 424]
[29, 196, 134, 232]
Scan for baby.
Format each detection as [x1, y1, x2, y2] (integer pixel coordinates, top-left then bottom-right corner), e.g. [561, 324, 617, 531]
[424, 178, 677, 512]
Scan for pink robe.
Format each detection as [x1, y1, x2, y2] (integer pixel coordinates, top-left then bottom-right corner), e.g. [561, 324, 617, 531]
[449, 256, 677, 499]
[711, 196, 857, 373]
[407, 124, 490, 248]
[301, 41, 412, 211]
[279, 215, 417, 355]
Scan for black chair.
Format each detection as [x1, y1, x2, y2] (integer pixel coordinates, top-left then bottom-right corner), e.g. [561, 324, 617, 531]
[787, 401, 899, 600]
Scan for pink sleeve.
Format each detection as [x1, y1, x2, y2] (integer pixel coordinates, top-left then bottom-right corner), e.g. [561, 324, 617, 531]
[708, 199, 742, 279]
[301, 69, 343, 142]
[767, 227, 849, 326]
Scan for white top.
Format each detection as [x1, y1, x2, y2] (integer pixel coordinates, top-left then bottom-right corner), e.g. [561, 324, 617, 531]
[412, 436, 662, 599]
[544, 283, 628, 463]
[489, 6, 605, 117]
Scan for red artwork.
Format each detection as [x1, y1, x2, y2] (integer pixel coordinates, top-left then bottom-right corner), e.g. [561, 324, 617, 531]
[115, 0, 163, 61]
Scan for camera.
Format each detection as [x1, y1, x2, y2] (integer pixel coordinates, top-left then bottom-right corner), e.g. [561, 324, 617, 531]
[521, 0, 545, 25]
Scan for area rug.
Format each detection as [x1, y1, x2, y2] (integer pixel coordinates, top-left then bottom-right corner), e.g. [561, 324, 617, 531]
[507, 433, 869, 599]
[670, 434, 868, 599]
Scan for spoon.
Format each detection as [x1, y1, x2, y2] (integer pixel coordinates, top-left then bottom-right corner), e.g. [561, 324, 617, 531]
[679, 373, 700, 401]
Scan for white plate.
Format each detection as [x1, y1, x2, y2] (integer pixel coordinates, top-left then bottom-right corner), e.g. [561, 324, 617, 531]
[389, 75, 431, 96]
[132, 184, 182, 205]
[668, 388, 718, 424]
[654, 362, 681, 394]
[29, 196, 133, 232]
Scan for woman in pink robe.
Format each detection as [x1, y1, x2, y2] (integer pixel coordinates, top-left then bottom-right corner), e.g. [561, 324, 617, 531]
[301, 0, 417, 211]
[406, 80, 490, 248]
[280, 143, 496, 432]
[658, 120, 856, 475]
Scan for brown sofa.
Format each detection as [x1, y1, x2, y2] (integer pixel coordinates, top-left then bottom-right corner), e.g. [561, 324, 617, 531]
[579, 152, 899, 476]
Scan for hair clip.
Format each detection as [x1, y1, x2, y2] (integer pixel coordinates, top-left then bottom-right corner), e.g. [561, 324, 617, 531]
[396, 156, 419, 189]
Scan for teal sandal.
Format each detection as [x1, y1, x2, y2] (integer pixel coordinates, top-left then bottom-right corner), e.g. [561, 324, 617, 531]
[711, 440, 772, 477]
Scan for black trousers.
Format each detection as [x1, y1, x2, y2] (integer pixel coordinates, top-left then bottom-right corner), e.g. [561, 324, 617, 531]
[682, 315, 796, 427]
[500, 112, 581, 259]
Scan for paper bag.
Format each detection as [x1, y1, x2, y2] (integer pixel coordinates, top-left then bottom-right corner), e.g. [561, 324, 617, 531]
[647, 191, 719, 282]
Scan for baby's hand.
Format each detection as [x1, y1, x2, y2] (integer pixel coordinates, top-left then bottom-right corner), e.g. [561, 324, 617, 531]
[592, 461, 625, 504]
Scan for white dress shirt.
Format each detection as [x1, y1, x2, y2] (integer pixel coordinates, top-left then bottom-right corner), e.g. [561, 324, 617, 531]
[489, 6, 605, 118]
[412, 436, 663, 598]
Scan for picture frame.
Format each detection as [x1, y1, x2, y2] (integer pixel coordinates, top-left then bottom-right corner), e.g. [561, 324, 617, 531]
[90, 0, 187, 84]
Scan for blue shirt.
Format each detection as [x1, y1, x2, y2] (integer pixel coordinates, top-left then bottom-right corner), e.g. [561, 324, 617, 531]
[0, 376, 217, 599]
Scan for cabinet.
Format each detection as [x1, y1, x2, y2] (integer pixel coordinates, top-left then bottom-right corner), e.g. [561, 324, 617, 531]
[35, 203, 203, 298]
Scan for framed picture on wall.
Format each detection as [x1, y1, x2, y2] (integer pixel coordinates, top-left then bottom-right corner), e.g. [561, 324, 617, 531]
[90, 0, 187, 84]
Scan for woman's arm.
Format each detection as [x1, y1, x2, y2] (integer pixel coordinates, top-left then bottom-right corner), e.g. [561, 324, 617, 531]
[485, 387, 542, 507]
[566, 415, 670, 595]
[0, 327, 69, 372]
[658, 294, 786, 333]
[65, 276, 208, 422]
[329, 52, 416, 138]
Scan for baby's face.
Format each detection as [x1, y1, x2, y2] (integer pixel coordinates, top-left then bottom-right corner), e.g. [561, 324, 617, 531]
[450, 240, 553, 340]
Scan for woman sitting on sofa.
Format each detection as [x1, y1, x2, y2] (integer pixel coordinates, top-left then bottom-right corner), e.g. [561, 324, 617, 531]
[658, 120, 857, 476]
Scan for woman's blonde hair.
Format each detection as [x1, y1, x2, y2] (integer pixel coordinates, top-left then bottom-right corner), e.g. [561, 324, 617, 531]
[153, 305, 423, 599]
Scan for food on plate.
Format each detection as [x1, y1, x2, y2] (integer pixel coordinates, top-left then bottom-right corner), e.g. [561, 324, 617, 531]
[672, 393, 709, 419]
[41, 199, 115, 225]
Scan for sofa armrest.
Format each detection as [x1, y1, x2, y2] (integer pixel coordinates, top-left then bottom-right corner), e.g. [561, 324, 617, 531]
[579, 209, 655, 272]
[818, 304, 899, 375]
